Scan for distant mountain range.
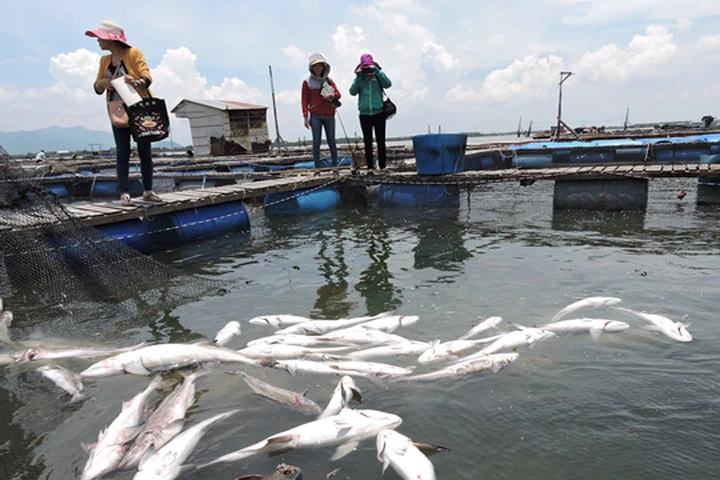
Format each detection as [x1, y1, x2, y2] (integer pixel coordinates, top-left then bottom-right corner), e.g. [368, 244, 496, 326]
[0, 126, 181, 155]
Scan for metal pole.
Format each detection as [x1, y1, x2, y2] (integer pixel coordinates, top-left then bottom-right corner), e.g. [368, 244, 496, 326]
[268, 65, 285, 154]
[555, 71, 573, 140]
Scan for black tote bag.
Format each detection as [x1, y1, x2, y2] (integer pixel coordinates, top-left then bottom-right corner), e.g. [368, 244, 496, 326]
[124, 93, 170, 143]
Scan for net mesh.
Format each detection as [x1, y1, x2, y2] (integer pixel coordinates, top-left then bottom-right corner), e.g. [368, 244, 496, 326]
[0, 145, 222, 326]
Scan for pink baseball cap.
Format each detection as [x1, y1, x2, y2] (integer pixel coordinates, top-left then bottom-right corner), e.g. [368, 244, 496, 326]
[85, 20, 131, 47]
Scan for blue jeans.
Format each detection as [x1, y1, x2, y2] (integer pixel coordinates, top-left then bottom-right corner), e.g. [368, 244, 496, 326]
[310, 114, 338, 168]
[112, 126, 153, 194]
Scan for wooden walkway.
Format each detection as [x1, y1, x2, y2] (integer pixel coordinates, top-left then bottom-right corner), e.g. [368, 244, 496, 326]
[62, 162, 720, 227]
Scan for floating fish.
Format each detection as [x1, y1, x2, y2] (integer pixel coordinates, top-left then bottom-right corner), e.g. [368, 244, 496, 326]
[36, 364, 87, 403]
[214, 321, 242, 346]
[199, 408, 402, 468]
[376, 429, 436, 480]
[400, 353, 519, 382]
[82, 376, 164, 480]
[134, 409, 239, 480]
[248, 314, 313, 329]
[417, 339, 486, 364]
[536, 318, 630, 340]
[477, 327, 555, 355]
[456, 316, 502, 340]
[119, 370, 205, 469]
[617, 308, 692, 342]
[550, 296, 622, 322]
[345, 340, 430, 361]
[239, 371, 322, 416]
[80, 343, 257, 378]
[237, 343, 348, 360]
[356, 314, 420, 333]
[14, 342, 146, 363]
[318, 375, 362, 419]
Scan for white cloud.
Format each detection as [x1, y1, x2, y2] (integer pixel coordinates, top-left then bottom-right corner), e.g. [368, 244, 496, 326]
[697, 34, 720, 50]
[282, 44, 306, 68]
[574, 25, 678, 82]
[421, 41, 460, 72]
[446, 55, 564, 104]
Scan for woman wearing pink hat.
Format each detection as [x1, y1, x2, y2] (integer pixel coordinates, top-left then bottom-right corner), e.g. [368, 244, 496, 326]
[349, 53, 392, 173]
[86, 20, 161, 205]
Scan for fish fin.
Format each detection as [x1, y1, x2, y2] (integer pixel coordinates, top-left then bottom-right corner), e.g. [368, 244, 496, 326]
[413, 442, 450, 457]
[80, 441, 96, 454]
[331, 440, 360, 460]
[589, 327, 603, 342]
[262, 434, 298, 455]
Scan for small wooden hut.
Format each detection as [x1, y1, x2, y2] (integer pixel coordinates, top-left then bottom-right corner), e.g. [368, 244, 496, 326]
[171, 99, 271, 156]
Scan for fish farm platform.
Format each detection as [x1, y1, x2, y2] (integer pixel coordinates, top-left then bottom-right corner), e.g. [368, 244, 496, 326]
[62, 162, 720, 227]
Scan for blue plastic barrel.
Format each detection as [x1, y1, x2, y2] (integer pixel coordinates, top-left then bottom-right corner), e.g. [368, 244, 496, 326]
[512, 151, 553, 168]
[97, 219, 153, 253]
[412, 134, 467, 175]
[264, 187, 341, 216]
[697, 155, 720, 204]
[569, 150, 615, 164]
[144, 201, 250, 246]
[91, 180, 119, 197]
[44, 184, 68, 198]
[378, 184, 460, 207]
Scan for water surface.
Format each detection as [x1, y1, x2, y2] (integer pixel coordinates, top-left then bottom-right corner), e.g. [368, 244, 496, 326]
[2, 177, 719, 479]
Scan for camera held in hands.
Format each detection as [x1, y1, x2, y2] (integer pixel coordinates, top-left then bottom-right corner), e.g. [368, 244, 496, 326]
[361, 66, 375, 75]
[332, 98, 342, 107]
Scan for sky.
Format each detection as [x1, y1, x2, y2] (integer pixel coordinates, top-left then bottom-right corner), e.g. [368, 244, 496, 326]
[2, 0, 720, 148]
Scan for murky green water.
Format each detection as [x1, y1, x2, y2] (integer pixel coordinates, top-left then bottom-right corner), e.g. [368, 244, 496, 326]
[2, 177, 720, 479]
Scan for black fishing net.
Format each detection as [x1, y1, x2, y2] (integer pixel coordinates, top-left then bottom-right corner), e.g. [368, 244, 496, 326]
[0, 145, 223, 328]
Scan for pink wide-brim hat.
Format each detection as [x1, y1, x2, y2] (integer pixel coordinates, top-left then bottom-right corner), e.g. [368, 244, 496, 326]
[355, 53, 381, 72]
[85, 20, 131, 47]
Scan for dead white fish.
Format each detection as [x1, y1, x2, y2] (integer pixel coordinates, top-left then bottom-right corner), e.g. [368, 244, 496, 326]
[316, 327, 411, 346]
[80, 343, 258, 378]
[477, 327, 555, 355]
[248, 314, 313, 329]
[356, 314, 420, 333]
[214, 321, 242, 346]
[245, 334, 342, 348]
[82, 376, 164, 480]
[199, 408, 402, 468]
[536, 318, 630, 340]
[272, 358, 412, 379]
[14, 342, 147, 363]
[36, 364, 87, 403]
[0, 309, 13, 344]
[617, 308, 692, 342]
[237, 343, 348, 360]
[238, 371, 322, 416]
[550, 296, 622, 322]
[133, 409, 239, 480]
[275, 315, 384, 336]
[376, 429, 436, 480]
[318, 375, 362, 419]
[119, 370, 205, 469]
[456, 316, 502, 340]
[417, 339, 486, 364]
[346, 341, 430, 361]
[401, 353, 519, 382]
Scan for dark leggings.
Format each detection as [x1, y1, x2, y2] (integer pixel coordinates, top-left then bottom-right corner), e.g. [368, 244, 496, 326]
[112, 125, 153, 194]
[359, 112, 387, 169]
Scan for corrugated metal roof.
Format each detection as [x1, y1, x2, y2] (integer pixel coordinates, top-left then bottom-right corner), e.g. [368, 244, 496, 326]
[171, 99, 268, 113]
